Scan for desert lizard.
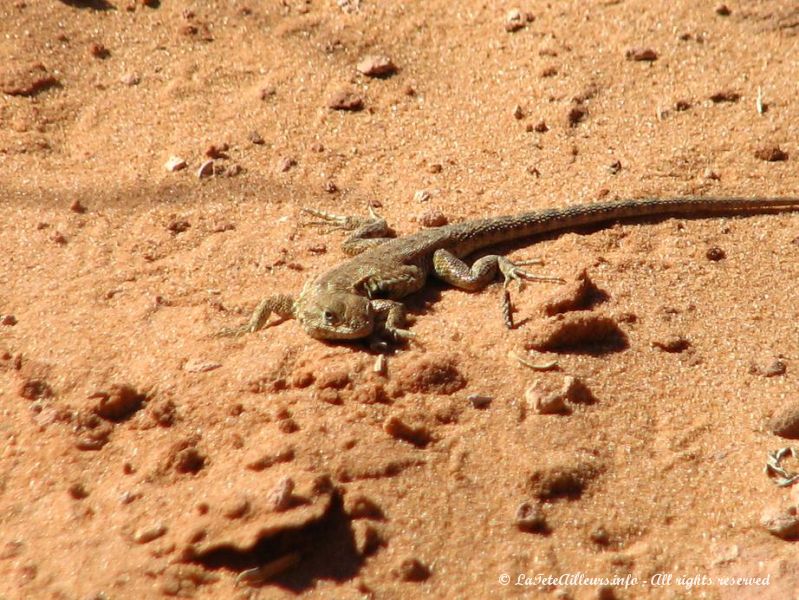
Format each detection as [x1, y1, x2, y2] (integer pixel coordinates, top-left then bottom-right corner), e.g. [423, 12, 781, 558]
[219, 197, 799, 347]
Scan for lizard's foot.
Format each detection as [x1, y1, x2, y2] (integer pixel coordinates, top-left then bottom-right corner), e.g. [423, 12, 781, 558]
[300, 204, 382, 232]
[498, 257, 565, 290]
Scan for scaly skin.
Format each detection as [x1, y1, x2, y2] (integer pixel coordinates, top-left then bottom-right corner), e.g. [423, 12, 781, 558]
[219, 197, 799, 347]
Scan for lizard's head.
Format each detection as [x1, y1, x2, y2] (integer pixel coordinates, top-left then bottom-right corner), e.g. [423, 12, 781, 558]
[294, 289, 374, 340]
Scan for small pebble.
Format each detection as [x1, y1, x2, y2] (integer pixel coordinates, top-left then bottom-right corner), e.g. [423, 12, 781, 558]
[705, 246, 726, 261]
[88, 42, 110, 59]
[754, 145, 788, 162]
[165, 156, 187, 172]
[120, 73, 140, 86]
[752, 359, 787, 378]
[383, 415, 432, 447]
[204, 143, 228, 159]
[356, 55, 397, 77]
[324, 180, 338, 193]
[515, 501, 547, 532]
[70, 199, 87, 213]
[167, 220, 190, 234]
[760, 504, 799, 540]
[533, 120, 548, 132]
[267, 476, 295, 511]
[417, 210, 448, 227]
[277, 157, 297, 172]
[1, 314, 17, 326]
[709, 90, 740, 103]
[196, 160, 214, 178]
[68, 482, 89, 500]
[248, 130, 264, 145]
[183, 359, 221, 373]
[413, 189, 433, 203]
[512, 105, 524, 120]
[51, 231, 67, 244]
[133, 523, 167, 544]
[526, 383, 567, 415]
[504, 9, 532, 32]
[625, 47, 658, 61]
[395, 557, 431, 582]
[468, 394, 492, 409]
[567, 106, 587, 127]
[715, 4, 731, 16]
[328, 90, 364, 111]
[651, 335, 691, 353]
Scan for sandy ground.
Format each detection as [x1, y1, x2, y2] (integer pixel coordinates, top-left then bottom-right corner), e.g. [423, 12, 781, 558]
[2, 1, 799, 598]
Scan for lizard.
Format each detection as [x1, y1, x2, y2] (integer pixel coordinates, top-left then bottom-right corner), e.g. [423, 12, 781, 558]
[218, 196, 799, 348]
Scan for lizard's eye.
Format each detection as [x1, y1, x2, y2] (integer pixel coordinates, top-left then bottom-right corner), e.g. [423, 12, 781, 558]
[322, 309, 339, 325]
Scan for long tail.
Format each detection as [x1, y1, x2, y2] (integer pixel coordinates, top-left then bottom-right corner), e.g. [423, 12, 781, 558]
[451, 197, 799, 255]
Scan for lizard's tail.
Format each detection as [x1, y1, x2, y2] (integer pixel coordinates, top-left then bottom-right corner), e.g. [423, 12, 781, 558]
[453, 196, 799, 255]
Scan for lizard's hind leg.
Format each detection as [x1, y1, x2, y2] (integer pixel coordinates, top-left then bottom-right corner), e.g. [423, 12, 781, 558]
[301, 205, 395, 256]
[432, 249, 563, 328]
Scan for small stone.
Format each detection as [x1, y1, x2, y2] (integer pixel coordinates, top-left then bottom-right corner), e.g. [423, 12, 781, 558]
[196, 160, 214, 178]
[753, 359, 787, 378]
[183, 359, 221, 373]
[754, 145, 788, 162]
[504, 9, 529, 32]
[704, 168, 720, 180]
[395, 557, 431, 582]
[760, 504, 799, 540]
[267, 476, 295, 511]
[383, 415, 432, 447]
[625, 48, 658, 61]
[174, 447, 205, 474]
[356, 55, 397, 77]
[715, 4, 731, 16]
[567, 106, 587, 127]
[1, 314, 17, 326]
[709, 90, 740, 103]
[512, 105, 524, 120]
[248, 130, 264, 145]
[526, 383, 567, 415]
[165, 156, 187, 172]
[70, 199, 87, 213]
[607, 160, 622, 175]
[204, 143, 229, 159]
[515, 501, 547, 532]
[344, 493, 385, 520]
[533, 120, 548, 133]
[767, 401, 799, 438]
[413, 189, 433, 203]
[651, 335, 691, 353]
[468, 394, 492, 409]
[91, 384, 145, 421]
[674, 100, 692, 111]
[19, 376, 54, 401]
[705, 246, 726, 261]
[167, 220, 191, 234]
[328, 90, 364, 111]
[541, 66, 558, 78]
[222, 496, 250, 519]
[88, 42, 110, 59]
[51, 231, 67, 244]
[428, 162, 443, 174]
[225, 164, 243, 177]
[120, 73, 140, 86]
[133, 523, 167, 544]
[589, 526, 610, 545]
[324, 180, 338, 193]
[562, 376, 596, 405]
[277, 157, 297, 172]
[68, 482, 89, 500]
[417, 210, 448, 227]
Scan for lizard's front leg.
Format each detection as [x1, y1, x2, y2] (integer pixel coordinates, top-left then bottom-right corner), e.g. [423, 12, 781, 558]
[216, 294, 295, 337]
[432, 249, 563, 328]
[301, 205, 395, 256]
[370, 299, 415, 345]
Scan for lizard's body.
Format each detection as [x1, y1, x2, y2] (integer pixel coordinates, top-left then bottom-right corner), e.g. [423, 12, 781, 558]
[223, 197, 799, 345]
